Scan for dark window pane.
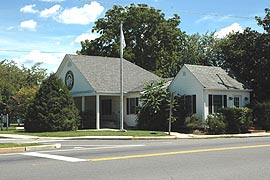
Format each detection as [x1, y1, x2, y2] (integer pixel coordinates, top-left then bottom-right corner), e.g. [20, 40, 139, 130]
[213, 95, 222, 113]
[209, 95, 213, 114]
[224, 95, 227, 108]
[102, 99, 112, 115]
[192, 95, 196, 113]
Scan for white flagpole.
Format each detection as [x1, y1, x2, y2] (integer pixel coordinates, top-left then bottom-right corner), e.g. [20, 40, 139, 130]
[120, 22, 125, 131]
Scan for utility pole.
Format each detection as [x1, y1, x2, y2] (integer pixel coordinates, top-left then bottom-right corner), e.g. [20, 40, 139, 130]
[168, 92, 174, 135]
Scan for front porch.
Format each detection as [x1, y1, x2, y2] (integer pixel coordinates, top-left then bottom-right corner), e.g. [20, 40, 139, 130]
[73, 95, 121, 129]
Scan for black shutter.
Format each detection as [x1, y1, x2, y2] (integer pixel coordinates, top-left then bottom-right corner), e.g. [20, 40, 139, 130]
[127, 98, 130, 115]
[209, 95, 212, 114]
[192, 95, 196, 113]
[223, 95, 227, 108]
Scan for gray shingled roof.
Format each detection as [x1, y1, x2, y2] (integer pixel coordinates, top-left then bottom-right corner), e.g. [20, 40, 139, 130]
[185, 64, 251, 90]
[67, 54, 161, 93]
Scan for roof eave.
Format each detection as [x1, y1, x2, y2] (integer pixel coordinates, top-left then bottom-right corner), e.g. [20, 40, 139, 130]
[203, 87, 253, 92]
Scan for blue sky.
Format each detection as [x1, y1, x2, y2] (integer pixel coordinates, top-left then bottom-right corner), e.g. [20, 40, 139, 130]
[0, 0, 269, 72]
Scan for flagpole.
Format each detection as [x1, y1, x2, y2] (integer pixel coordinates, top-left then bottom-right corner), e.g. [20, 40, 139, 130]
[120, 22, 124, 131]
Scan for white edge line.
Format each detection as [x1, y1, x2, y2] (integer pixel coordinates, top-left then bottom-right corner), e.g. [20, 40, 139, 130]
[21, 152, 87, 162]
[0, 144, 144, 157]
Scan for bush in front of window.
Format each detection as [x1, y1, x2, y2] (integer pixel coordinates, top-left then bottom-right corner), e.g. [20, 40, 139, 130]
[137, 80, 170, 131]
[253, 102, 270, 130]
[205, 114, 227, 135]
[184, 114, 202, 133]
[221, 107, 253, 133]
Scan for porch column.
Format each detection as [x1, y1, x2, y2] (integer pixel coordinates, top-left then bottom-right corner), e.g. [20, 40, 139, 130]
[96, 94, 100, 129]
[82, 96, 85, 112]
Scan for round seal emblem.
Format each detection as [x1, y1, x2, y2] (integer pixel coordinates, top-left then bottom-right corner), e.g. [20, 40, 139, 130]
[65, 71, 74, 90]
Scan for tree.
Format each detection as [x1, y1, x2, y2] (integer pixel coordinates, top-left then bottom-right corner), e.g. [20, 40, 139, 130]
[137, 79, 170, 131]
[25, 74, 80, 132]
[0, 60, 47, 122]
[220, 28, 270, 100]
[10, 86, 39, 124]
[255, 8, 270, 33]
[77, 4, 186, 77]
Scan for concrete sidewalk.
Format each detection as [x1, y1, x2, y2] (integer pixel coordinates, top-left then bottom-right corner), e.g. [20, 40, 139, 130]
[1, 132, 270, 140]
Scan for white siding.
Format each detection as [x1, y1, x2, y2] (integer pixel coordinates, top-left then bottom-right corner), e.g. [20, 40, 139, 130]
[204, 89, 251, 120]
[57, 56, 95, 97]
[169, 66, 205, 120]
[169, 65, 251, 121]
[124, 93, 140, 127]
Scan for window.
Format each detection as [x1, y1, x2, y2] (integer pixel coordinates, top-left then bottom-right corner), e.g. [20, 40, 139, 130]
[101, 99, 112, 115]
[183, 71, 186, 76]
[234, 97, 240, 107]
[209, 95, 227, 114]
[182, 95, 196, 115]
[127, 98, 138, 115]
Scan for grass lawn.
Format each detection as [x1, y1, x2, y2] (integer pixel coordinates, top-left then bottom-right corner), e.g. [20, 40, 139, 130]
[0, 129, 168, 137]
[0, 143, 42, 148]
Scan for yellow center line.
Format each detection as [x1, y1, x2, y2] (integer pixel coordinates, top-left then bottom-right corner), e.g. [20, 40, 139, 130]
[88, 144, 270, 162]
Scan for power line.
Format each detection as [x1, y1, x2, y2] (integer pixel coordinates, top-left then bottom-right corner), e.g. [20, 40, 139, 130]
[0, 49, 73, 54]
[79, 0, 255, 20]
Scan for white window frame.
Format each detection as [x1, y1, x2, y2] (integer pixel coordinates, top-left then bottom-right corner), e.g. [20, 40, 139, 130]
[233, 96, 241, 108]
[209, 94, 227, 114]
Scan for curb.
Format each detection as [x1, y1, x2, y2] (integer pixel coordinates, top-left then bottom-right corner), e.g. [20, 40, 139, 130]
[188, 133, 270, 139]
[132, 136, 177, 140]
[47, 136, 178, 140]
[1, 133, 270, 141]
[0, 143, 61, 154]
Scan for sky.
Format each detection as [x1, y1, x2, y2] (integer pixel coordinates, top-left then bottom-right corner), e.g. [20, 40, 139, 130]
[0, 0, 269, 73]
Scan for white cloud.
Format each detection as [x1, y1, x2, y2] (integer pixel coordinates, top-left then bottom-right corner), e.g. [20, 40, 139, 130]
[74, 32, 99, 43]
[20, 19, 37, 31]
[39, 0, 65, 2]
[196, 15, 232, 24]
[20, 4, 38, 14]
[40, 5, 61, 18]
[14, 50, 65, 66]
[195, 16, 214, 24]
[57, 2, 104, 25]
[215, 23, 243, 38]
[7, 26, 15, 30]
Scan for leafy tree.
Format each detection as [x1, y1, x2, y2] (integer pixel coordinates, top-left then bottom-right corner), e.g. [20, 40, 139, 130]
[137, 79, 170, 131]
[77, 4, 186, 77]
[25, 74, 80, 132]
[21, 63, 47, 87]
[0, 60, 47, 122]
[255, 8, 270, 33]
[10, 86, 39, 124]
[220, 28, 270, 100]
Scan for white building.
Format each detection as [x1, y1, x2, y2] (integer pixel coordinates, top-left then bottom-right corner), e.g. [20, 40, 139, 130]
[169, 64, 252, 121]
[56, 54, 160, 129]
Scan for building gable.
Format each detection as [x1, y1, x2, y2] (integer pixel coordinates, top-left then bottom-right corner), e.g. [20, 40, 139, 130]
[65, 54, 161, 94]
[56, 55, 95, 96]
[184, 64, 251, 91]
[169, 65, 204, 95]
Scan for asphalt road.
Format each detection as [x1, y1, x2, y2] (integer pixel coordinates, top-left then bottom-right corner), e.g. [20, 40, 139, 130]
[1, 137, 270, 180]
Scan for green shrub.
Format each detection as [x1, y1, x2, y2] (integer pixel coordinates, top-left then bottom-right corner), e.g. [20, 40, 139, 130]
[206, 114, 226, 135]
[137, 80, 170, 131]
[171, 96, 190, 132]
[25, 74, 80, 132]
[184, 114, 201, 132]
[253, 102, 270, 130]
[221, 107, 252, 133]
